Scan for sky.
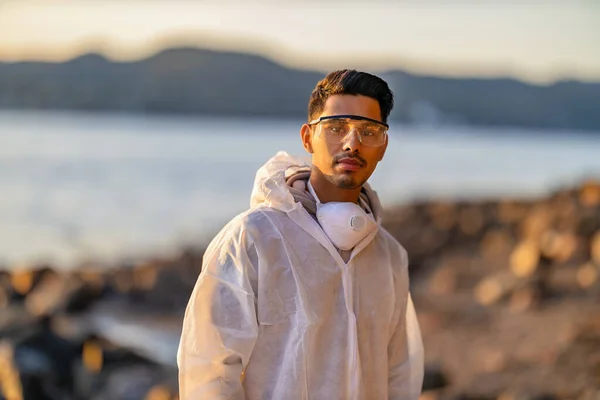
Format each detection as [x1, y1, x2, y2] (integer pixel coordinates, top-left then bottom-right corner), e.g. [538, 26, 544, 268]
[0, 0, 599, 83]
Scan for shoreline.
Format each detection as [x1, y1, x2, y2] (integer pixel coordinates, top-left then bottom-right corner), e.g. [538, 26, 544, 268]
[3, 176, 597, 272]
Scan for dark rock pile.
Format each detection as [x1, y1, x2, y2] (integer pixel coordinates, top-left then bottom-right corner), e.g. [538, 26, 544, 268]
[0, 250, 204, 400]
[1, 179, 599, 400]
[383, 179, 600, 400]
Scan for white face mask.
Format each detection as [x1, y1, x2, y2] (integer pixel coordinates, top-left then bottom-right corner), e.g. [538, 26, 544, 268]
[307, 181, 378, 251]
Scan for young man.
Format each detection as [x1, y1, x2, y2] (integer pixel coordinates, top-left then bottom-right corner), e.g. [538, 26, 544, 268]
[178, 70, 424, 399]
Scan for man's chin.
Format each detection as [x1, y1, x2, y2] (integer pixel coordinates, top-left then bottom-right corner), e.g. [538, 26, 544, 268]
[331, 173, 362, 190]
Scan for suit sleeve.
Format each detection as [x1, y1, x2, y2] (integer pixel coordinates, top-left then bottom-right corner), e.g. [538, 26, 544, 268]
[177, 224, 259, 400]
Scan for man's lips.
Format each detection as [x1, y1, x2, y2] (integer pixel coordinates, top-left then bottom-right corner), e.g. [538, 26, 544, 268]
[336, 157, 364, 171]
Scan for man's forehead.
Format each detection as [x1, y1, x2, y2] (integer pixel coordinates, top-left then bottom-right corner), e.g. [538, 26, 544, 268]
[320, 95, 382, 121]
[324, 117, 382, 127]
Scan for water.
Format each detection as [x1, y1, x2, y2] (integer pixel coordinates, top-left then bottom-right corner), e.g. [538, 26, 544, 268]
[1, 110, 600, 268]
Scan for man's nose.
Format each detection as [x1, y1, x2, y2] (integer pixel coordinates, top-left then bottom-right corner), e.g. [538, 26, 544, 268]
[342, 130, 361, 153]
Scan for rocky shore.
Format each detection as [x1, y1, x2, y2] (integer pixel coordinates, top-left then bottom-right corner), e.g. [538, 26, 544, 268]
[1, 180, 599, 400]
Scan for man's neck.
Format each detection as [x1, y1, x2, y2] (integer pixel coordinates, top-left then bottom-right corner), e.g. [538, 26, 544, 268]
[309, 171, 361, 204]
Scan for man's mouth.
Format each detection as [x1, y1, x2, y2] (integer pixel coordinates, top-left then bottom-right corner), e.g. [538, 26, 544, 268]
[336, 157, 364, 171]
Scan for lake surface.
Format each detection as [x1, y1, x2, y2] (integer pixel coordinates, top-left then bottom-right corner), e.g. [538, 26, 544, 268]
[1, 110, 599, 268]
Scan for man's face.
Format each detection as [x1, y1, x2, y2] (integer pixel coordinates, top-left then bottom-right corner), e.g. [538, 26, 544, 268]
[301, 94, 388, 190]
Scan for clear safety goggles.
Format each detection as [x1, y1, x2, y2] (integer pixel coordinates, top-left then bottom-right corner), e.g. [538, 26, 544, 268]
[308, 115, 388, 147]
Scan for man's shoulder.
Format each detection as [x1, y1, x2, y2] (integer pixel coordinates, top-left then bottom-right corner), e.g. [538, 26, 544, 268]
[377, 226, 409, 267]
[212, 206, 287, 242]
[234, 205, 287, 227]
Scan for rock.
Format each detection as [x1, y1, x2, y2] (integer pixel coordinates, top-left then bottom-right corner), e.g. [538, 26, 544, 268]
[551, 194, 580, 232]
[480, 348, 507, 373]
[16, 319, 81, 391]
[480, 229, 514, 262]
[422, 365, 449, 391]
[75, 269, 106, 288]
[576, 263, 598, 289]
[427, 202, 457, 231]
[509, 287, 540, 313]
[577, 210, 600, 239]
[429, 265, 458, 296]
[131, 264, 197, 313]
[577, 389, 600, 400]
[0, 319, 80, 400]
[89, 365, 169, 400]
[132, 262, 160, 291]
[415, 311, 447, 335]
[547, 266, 583, 294]
[520, 206, 552, 240]
[553, 320, 600, 391]
[418, 229, 450, 256]
[0, 273, 10, 309]
[72, 358, 97, 400]
[0, 341, 23, 400]
[9, 269, 34, 297]
[72, 337, 155, 400]
[82, 339, 104, 374]
[497, 392, 561, 400]
[145, 384, 174, 400]
[109, 268, 134, 294]
[578, 179, 600, 207]
[24, 273, 74, 317]
[24, 271, 107, 317]
[509, 241, 540, 278]
[9, 267, 55, 298]
[591, 231, 600, 264]
[539, 231, 578, 264]
[458, 206, 485, 236]
[497, 200, 530, 225]
[63, 282, 107, 313]
[49, 314, 92, 343]
[0, 306, 40, 338]
[474, 271, 526, 306]
[419, 389, 441, 400]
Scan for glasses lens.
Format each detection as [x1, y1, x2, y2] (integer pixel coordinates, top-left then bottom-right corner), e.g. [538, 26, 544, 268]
[318, 119, 386, 146]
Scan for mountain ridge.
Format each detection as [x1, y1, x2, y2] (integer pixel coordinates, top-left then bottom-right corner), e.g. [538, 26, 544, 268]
[1, 47, 599, 131]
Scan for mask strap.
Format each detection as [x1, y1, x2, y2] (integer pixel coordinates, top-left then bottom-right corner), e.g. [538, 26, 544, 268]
[307, 180, 322, 205]
[308, 180, 370, 213]
[358, 195, 372, 215]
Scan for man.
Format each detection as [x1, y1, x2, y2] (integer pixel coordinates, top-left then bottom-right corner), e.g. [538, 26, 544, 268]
[178, 69, 424, 399]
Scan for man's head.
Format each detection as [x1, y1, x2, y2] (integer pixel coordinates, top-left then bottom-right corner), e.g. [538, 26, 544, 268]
[301, 69, 394, 192]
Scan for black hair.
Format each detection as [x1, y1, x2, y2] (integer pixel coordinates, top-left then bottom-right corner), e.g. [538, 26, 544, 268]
[307, 69, 394, 123]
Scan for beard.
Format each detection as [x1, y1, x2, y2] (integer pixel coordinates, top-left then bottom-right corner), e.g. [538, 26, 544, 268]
[324, 171, 365, 189]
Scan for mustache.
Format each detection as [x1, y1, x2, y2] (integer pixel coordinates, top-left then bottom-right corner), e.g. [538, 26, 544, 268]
[333, 153, 367, 167]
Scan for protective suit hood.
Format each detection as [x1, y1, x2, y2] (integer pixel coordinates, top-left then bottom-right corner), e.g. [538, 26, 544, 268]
[249, 151, 384, 224]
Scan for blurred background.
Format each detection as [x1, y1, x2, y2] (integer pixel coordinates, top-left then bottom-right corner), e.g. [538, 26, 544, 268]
[0, 1, 599, 399]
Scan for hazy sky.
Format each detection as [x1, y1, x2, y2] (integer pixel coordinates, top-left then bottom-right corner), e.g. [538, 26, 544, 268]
[1, 0, 599, 83]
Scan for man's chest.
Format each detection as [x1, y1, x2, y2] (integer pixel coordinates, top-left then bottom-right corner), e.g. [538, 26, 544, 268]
[253, 229, 397, 330]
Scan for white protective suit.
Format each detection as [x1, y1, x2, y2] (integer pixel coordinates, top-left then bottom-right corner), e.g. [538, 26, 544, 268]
[178, 151, 424, 400]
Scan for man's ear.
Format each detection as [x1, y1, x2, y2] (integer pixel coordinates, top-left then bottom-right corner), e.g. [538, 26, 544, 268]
[300, 124, 314, 154]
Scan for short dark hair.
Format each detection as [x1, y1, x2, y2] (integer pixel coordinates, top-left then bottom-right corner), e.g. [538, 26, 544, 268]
[307, 69, 394, 123]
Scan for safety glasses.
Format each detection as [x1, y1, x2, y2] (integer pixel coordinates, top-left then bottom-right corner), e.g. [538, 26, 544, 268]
[308, 115, 388, 147]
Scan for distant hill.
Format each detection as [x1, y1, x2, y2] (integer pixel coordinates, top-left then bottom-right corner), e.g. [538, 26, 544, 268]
[1, 47, 599, 131]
